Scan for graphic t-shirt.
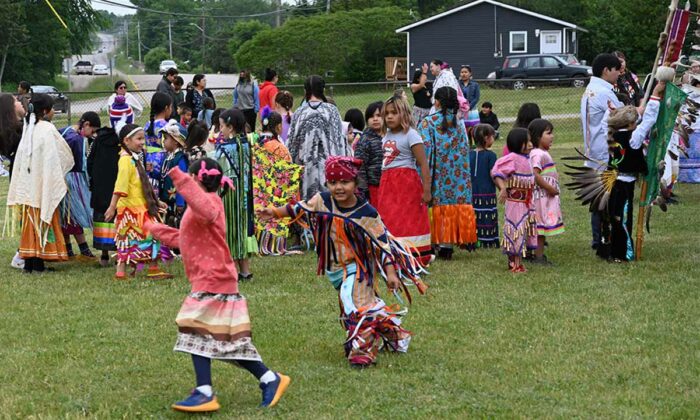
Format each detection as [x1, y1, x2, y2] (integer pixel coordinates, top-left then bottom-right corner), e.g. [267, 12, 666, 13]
[382, 128, 422, 170]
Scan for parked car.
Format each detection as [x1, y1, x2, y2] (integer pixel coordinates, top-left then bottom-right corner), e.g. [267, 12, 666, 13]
[159, 60, 177, 75]
[92, 64, 109, 75]
[74, 60, 93, 75]
[32, 85, 69, 114]
[490, 54, 592, 90]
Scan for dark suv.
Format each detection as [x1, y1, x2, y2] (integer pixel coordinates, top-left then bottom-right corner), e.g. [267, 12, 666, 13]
[491, 54, 592, 90]
[32, 85, 69, 114]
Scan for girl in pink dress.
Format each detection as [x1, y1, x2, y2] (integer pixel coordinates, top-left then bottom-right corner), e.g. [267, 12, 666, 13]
[528, 119, 564, 264]
[491, 128, 536, 273]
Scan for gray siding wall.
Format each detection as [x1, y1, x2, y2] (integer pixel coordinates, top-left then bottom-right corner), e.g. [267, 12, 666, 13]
[406, 2, 581, 78]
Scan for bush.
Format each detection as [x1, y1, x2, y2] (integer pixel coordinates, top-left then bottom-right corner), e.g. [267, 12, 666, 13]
[235, 7, 412, 82]
[144, 47, 170, 74]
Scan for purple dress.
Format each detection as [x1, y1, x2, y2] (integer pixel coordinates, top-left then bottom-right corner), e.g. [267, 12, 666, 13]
[491, 153, 537, 256]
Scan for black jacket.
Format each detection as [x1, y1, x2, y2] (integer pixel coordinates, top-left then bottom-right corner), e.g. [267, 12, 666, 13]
[87, 127, 121, 213]
[610, 130, 648, 176]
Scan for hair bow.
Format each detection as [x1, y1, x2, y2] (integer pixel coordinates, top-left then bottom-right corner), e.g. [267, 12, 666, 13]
[220, 176, 234, 190]
[197, 160, 221, 182]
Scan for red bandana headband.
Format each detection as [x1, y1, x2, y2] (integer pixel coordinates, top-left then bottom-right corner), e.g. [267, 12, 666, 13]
[325, 156, 363, 182]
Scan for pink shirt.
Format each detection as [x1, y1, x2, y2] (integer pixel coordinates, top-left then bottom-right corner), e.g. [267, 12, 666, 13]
[146, 168, 239, 294]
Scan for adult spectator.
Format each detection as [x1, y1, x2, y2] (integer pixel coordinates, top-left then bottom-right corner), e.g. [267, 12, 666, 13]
[459, 65, 480, 109]
[16, 81, 31, 113]
[429, 59, 460, 113]
[185, 73, 216, 118]
[156, 68, 179, 119]
[612, 51, 641, 107]
[411, 67, 432, 124]
[681, 60, 700, 84]
[258, 68, 279, 115]
[233, 69, 260, 131]
[580, 53, 623, 249]
[104, 80, 143, 117]
[287, 75, 349, 200]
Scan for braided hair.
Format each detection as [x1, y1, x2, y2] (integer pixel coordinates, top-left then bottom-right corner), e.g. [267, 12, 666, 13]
[434, 86, 459, 132]
[147, 92, 172, 137]
[274, 91, 293, 124]
[118, 123, 160, 217]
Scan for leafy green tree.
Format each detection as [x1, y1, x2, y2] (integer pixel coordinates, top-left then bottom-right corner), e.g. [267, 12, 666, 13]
[236, 7, 412, 82]
[144, 46, 170, 73]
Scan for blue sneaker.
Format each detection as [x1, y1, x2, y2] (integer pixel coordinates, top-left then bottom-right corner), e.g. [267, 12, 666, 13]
[171, 389, 220, 413]
[259, 372, 291, 408]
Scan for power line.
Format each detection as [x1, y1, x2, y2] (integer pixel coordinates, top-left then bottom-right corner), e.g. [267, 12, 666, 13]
[91, 0, 324, 19]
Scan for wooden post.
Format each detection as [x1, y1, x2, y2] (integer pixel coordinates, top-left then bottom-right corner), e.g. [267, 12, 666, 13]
[635, 0, 678, 261]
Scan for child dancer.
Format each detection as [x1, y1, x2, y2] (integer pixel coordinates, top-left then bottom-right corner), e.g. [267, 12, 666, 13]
[104, 124, 173, 279]
[145, 159, 290, 412]
[376, 95, 433, 264]
[353, 101, 383, 205]
[144, 92, 172, 196]
[205, 108, 226, 154]
[469, 124, 499, 248]
[274, 91, 294, 144]
[215, 109, 257, 279]
[418, 86, 477, 258]
[251, 107, 301, 255]
[528, 119, 564, 264]
[6, 94, 73, 273]
[160, 120, 189, 228]
[185, 120, 209, 162]
[491, 128, 536, 273]
[87, 125, 121, 267]
[59, 111, 101, 260]
[600, 83, 664, 262]
[258, 156, 427, 368]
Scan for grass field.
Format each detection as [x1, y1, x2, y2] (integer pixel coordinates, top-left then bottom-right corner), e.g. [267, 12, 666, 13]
[1, 120, 698, 418]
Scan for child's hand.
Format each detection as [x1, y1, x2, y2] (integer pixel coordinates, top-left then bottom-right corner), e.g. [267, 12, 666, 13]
[498, 188, 507, 204]
[256, 208, 275, 221]
[421, 189, 432, 205]
[421, 63, 428, 74]
[548, 185, 560, 196]
[386, 273, 400, 293]
[104, 205, 116, 221]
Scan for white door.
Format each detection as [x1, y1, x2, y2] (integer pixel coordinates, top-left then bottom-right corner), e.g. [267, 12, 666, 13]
[540, 30, 562, 54]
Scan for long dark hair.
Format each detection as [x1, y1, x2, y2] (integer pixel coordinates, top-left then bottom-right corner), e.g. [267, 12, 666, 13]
[473, 123, 496, 148]
[26, 93, 54, 123]
[192, 74, 205, 88]
[506, 128, 530, 154]
[304, 75, 327, 102]
[148, 92, 172, 136]
[118, 124, 160, 217]
[261, 109, 283, 137]
[219, 108, 246, 134]
[211, 108, 225, 132]
[434, 86, 459, 131]
[514, 103, 541, 129]
[0, 93, 21, 157]
[275, 91, 293, 124]
[186, 120, 209, 150]
[188, 157, 230, 196]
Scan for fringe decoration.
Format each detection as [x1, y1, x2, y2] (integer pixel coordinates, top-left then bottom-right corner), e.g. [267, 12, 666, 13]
[430, 204, 478, 246]
[292, 208, 428, 303]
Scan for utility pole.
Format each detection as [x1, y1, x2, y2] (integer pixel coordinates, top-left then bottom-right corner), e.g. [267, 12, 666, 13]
[168, 19, 173, 59]
[201, 16, 205, 72]
[125, 20, 129, 58]
[137, 20, 142, 63]
[326, 0, 330, 13]
[276, 0, 281, 27]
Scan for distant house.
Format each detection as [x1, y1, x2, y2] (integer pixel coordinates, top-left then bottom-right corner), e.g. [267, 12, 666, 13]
[395, 0, 588, 79]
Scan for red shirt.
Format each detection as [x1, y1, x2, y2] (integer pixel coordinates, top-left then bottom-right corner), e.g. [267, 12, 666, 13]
[258, 81, 279, 113]
[146, 168, 239, 294]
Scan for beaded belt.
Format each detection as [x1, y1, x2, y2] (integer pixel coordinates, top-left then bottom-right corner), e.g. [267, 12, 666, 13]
[507, 188, 531, 203]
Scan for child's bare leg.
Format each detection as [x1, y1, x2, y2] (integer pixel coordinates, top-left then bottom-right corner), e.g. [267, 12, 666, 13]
[116, 261, 126, 276]
[512, 255, 522, 269]
[237, 258, 252, 276]
[536, 236, 545, 259]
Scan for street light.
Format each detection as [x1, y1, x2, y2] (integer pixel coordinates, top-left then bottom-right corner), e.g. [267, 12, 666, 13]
[190, 22, 205, 73]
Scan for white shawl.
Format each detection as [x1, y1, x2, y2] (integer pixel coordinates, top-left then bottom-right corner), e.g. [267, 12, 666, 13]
[7, 119, 75, 224]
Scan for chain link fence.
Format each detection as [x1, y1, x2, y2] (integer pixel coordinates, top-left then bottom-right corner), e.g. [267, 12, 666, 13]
[53, 79, 586, 140]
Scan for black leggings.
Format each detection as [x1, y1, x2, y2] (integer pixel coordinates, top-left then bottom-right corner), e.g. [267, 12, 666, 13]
[23, 257, 45, 273]
[191, 354, 268, 386]
[242, 109, 257, 132]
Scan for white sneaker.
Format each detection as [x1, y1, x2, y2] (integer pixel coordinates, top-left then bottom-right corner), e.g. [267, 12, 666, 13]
[11, 252, 25, 269]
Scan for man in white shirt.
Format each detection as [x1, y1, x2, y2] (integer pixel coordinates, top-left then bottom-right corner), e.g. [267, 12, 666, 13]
[580, 53, 623, 249]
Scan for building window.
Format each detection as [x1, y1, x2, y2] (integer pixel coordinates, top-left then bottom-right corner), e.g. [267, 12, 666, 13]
[509, 31, 527, 53]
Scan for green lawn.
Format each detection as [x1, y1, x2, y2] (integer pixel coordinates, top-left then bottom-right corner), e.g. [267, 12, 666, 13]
[1, 124, 698, 418]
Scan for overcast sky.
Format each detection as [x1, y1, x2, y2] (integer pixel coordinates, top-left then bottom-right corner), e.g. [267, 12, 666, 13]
[92, 0, 136, 15]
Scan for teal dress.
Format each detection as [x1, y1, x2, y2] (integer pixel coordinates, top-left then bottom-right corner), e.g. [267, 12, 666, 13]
[215, 134, 258, 259]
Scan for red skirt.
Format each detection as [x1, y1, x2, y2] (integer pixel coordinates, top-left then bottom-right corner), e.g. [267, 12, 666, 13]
[376, 168, 432, 262]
